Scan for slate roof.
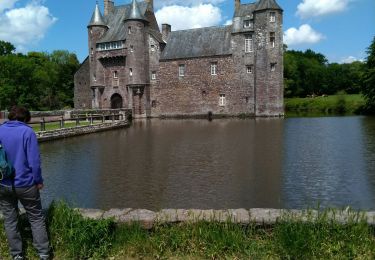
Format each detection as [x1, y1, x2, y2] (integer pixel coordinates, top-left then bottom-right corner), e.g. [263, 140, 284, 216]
[234, 3, 256, 17]
[88, 4, 107, 27]
[160, 26, 232, 60]
[126, 0, 147, 21]
[255, 0, 283, 11]
[96, 1, 148, 43]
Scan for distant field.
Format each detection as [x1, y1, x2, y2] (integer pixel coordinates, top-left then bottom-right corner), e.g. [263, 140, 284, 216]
[285, 94, 365, 116]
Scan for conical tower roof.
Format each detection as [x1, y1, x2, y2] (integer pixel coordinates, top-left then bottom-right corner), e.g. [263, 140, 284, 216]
[255, 0, 283, 11]
[88, 2, 107, 27]
[125, 0, 147, 21]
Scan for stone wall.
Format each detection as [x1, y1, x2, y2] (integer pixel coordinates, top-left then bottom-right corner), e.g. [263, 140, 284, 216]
[36, 120, 130, 142]
[76, 207, 375, 229]
[74, 58, 91, 109]
[151, 55, 255, 117]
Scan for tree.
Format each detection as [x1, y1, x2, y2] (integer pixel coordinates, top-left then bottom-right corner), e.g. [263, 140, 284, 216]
[362, 36, 375, 113]
[0, 41, 15, 56]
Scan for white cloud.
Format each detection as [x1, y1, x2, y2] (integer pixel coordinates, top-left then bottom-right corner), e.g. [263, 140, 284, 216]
[224, 19, 232, 25]
[297, 0, 351, 19]
[0, 1, 57, 51]
[155, 0, 226, 9]
[155, 4, 222, 31]
[340, 56, 363, 63]
[0, 0, 17, 13]
[284, 24, 325, 46]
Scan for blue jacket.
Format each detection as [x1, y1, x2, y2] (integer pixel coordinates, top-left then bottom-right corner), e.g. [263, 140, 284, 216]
[0, 121, 43, 187]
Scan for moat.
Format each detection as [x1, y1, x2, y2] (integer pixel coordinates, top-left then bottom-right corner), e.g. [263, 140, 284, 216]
[39, 117, 375, 211]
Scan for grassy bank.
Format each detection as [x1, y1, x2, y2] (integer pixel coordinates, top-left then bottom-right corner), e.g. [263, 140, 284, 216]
[0, 202, 374, 259]
[285, 94, 366, 116]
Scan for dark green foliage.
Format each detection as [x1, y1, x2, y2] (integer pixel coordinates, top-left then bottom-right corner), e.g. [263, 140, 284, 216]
[0, 41, 79, 110]
[362, 36, 375, 113]
[0, 41, 15, 56]
[284, 48, 364, 98]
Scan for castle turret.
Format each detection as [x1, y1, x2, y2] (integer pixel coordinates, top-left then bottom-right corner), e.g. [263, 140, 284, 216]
[253, 0, 283, 116]
[88, 3, 108, 108]
[145, 0, 154, 12]
[124, 0, 149, 116]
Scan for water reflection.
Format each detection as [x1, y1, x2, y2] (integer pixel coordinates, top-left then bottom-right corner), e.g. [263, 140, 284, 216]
[39, 117, 375, 210]
[282, 116, 374, 210]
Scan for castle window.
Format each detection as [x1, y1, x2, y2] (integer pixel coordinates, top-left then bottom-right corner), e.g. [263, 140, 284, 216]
[151, 71, 156, 80]
[270, 32, 275, 48]
[151, 44, 155, 52]
[130, 45, 134, 52]
[270, 63, 276, 71]
[211, 62, 217, 75]
[128, 26, 132, 34]
[246, 65, 253, 74]
[270, 12, 276, 22]
[91, 48, 94, 55]
[113, 71, 118, 79]
[93, 74, 96, 81]
[219, 94, 226, 106]
[179, 64, 185, 77]
[243, 20, 253, 29]
[151, 100, 157, 108]
[245, 35, 253, 53]
[129, 68, 133, 76]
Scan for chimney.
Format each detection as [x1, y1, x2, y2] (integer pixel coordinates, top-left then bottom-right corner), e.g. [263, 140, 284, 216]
[162, 24, 171, 41]
[235, 0, 241, 12]
[145, 0, 154, 12]
[104, 0, 114, 16]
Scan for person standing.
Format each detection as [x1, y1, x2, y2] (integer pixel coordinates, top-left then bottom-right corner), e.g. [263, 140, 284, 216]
[0, 106, 50, 260]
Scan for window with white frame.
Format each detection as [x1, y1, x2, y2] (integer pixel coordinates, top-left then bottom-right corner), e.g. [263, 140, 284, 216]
[151, 71, 156, 80]
[113, 71, 118, 78]
[211, 62, 217, 75]
[270, 63, 276, 71]
[270, 32, 275, 48]
[243, 20, 253, 29]
[129, 68, 133, 76]
[270, 12, 276, 22]
[246, 65, 253, 74]
[219, 94, 226, 106]
[245, 34, 253, 53]
[179, 64, 185, 77]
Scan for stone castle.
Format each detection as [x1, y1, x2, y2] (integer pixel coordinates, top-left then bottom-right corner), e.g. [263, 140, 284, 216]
[74, 0, 284, 117]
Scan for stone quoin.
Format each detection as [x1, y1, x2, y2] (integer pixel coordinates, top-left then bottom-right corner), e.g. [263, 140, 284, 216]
[74, 0, 284, 117]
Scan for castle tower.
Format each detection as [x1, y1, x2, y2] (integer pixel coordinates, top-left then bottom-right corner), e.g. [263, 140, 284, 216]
[253, 0, 283, 116]
[124, 0, 150, 117]
[88, 2, 108, 108]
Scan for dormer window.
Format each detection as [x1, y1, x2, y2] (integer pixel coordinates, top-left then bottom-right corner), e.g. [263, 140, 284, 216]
[243, 20, 253, 29]
[270, 12, 276, 22]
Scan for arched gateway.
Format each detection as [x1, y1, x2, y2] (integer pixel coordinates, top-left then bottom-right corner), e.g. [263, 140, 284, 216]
[110, 93, 123, 109]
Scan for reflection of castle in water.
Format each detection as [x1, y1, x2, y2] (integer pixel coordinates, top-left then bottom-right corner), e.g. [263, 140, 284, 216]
[95, 119, 284, 210]
[74, 0, 284, 118]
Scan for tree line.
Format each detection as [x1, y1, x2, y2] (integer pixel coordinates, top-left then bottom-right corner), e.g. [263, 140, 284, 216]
[0, 41, 79, 111]
[0, 37, 374, 113]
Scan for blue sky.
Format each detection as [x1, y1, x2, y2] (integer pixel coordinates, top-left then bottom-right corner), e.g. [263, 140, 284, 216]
[0, 0, 374, 63]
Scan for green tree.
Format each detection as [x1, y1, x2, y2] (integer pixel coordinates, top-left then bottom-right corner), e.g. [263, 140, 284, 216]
[0, 40, 15, 56]
[362, 36, 375, 113]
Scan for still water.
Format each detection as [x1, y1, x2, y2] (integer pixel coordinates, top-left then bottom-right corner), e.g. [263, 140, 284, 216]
[39, 116, 375, 211]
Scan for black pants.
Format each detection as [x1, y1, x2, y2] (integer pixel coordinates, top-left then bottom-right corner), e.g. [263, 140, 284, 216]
[0, 185, 49, 257]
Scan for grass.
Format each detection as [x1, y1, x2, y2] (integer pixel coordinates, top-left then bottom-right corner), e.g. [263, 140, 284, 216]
[0, 202, 374, 259]
[30, 121, 99, 132]
[285, 94, 366, 117]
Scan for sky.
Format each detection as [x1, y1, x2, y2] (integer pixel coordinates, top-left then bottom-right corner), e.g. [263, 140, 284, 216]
[0, 0, 374, 63]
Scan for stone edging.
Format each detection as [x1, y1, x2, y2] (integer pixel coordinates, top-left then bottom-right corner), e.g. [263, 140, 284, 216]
[76, 208, 375, 229]
[36, 121, 130, 142]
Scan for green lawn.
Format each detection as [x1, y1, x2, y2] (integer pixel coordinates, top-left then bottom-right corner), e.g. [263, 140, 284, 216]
[1, 202, 374, 259]
[31, 120, 99, 132]
[285, 94, 365, 116]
